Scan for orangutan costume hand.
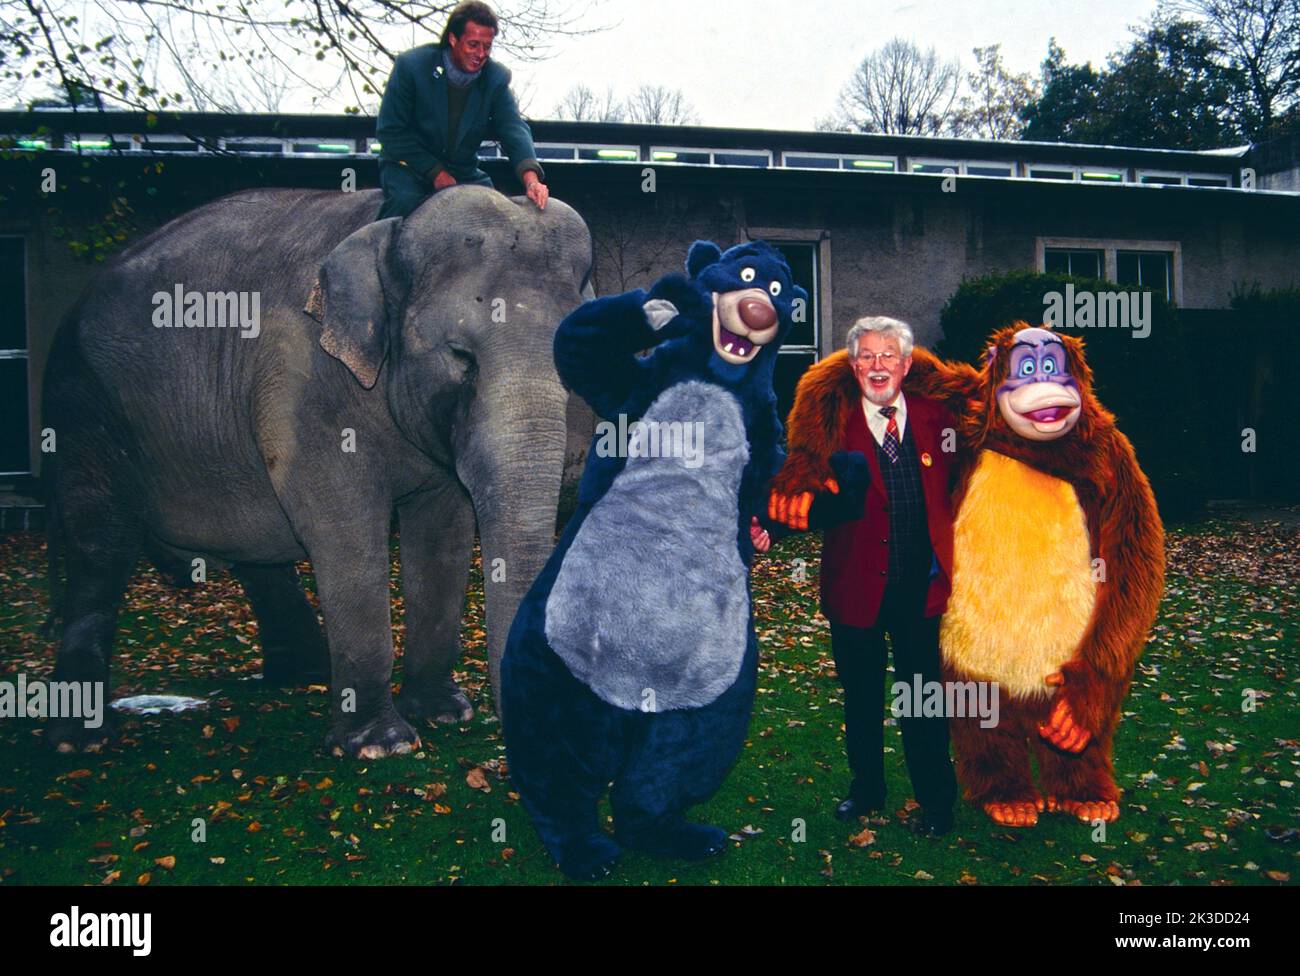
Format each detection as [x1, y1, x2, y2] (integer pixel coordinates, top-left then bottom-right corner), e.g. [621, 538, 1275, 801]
[1039, 671, 1092, 753]
[768, 477, 839, 531]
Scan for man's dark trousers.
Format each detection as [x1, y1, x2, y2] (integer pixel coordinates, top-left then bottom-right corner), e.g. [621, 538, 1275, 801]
[376, 158, 493, 220]
[830, 566, 957, 813]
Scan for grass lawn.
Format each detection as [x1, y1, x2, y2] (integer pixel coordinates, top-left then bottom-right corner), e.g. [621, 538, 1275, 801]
[0, 515, 1295, 886]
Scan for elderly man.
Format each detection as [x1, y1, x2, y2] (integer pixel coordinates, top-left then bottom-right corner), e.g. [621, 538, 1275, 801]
[770, 317, 959, 835]
[375, 0, 548, 219]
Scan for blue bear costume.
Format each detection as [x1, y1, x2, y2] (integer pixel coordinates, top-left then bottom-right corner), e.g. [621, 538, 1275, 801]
[501, 239, 866, 880]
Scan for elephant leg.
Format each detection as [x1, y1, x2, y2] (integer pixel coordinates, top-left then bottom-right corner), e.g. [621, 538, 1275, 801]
[394, 480, 475, 726]
[45, 461, 143, 753]
[304, 520, 419, 759]
[232, 563, 330, 686]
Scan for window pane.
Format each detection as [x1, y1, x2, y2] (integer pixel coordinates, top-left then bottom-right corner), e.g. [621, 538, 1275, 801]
[0, 358, 29, 473]
[785, 154, 837, 169]
[966, 164, 1012, 177]
[1116, 252, 1140, 285]
[773, 351, 817, 435]
[1071, 250, 1102, 278]
[1139, 252, 1171, 299]
[1044, 249, 1070, 274]
[0, 237, 25, 350]
[769, 241, 817, 348]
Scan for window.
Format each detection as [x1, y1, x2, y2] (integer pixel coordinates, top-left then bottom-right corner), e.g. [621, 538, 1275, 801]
[1029, 167, 1074, 181]
[964, 163, 1014, 177]
[1117, 250, 1174, 301]
[764, 241, 820, 428]
[1038, 238, 1182, 304]
[910, 159, 959, 175]
[1044, 248, 1104, 279]
[0, 236, 29, 475]
[650, 147, 771, 167]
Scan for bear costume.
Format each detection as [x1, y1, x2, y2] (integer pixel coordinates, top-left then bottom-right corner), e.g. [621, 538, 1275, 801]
[501, 239, 867, 879]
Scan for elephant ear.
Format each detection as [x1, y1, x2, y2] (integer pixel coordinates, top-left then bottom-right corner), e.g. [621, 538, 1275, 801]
[316, 217, 402, 389]
[685, 240, 722, 279]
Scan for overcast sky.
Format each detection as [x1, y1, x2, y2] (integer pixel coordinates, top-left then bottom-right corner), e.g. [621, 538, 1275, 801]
[489, 0, 1163, 129]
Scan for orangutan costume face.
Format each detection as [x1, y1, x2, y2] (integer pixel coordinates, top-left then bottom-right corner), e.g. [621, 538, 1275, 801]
[993, 326, 1082, 441]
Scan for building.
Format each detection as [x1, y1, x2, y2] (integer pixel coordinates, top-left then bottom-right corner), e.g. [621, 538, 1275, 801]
[2, 111, 1298, 524]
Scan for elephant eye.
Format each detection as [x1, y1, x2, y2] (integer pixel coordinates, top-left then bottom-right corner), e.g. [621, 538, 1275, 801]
[447, 343, 475, 370]
[740, 267, 756, 282]
[769, 280, 781, 296]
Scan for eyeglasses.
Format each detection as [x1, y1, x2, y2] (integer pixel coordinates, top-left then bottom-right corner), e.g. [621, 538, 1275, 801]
[856, 352, 900, 367]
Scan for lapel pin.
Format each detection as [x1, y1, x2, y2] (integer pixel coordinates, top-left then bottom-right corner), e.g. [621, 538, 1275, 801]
[921, 452, 933, 467]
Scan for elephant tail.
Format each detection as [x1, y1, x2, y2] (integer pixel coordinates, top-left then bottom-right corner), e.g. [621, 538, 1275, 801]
[41, 485, 64, 640]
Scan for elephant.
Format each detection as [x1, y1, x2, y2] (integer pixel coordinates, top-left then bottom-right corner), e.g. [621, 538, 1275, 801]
[40, 184, 593, 758]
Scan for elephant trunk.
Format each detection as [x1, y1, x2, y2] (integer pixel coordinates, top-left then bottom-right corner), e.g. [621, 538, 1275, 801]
[458, 374, 568, 716]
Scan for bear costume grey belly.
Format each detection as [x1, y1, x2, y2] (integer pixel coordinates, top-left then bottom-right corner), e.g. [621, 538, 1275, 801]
[544, 379, 751, 712]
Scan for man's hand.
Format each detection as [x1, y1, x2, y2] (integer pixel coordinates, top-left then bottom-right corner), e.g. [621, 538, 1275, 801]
[523, 171, 548, 210]
[749, 516, 771, 553]
[433, 169, 458, 191]
[1038, 671, 1091, 752]
[768, 478, 840, 531]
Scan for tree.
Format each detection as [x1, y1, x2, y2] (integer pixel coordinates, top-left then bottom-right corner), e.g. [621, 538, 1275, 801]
[551, 82, 624, 121]
[624, 84, 698, 125]
[947, 44, 1036, 139]
[1089, 16, 1239, 148]
[1019, 39, 1101, 142]
[1164, 0, 1300, 139]
[825, 37, 961, 135]
[1019, 21, 1240, 150]
[0, 0, 607, 116]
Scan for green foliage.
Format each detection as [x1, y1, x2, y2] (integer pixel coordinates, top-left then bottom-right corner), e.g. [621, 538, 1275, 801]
[1228, 284, 1300, 501]
[936, 268, 1210, 521]
[1020, 19, 1243, 149]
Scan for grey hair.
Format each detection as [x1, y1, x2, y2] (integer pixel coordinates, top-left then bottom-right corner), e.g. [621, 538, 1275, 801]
[846, 316, 914, 359]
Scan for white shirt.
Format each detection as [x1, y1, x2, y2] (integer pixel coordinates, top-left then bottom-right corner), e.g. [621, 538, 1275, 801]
[862, 391, 907, 448]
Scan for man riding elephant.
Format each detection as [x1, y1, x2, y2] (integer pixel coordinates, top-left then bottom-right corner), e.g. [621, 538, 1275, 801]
[42, 183, 592, 758]
[375, 0, 549, 219]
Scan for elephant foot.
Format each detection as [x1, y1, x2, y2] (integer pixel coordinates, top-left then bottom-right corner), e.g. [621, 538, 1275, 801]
[46, 714, 115, 754]
[327, 710, 421, 759]
[395, 678, 475, 726]
[555, 833, 622, 881]
[261, 645, 331, 687]
[1045, 795, 1121, 823]
[617, 820, 729, 860]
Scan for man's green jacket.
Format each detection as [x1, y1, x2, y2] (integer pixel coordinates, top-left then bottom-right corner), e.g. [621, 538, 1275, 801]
[376, 43, 543, 187]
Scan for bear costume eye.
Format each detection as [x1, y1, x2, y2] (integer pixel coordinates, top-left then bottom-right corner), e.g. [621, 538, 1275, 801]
[740, 267, 756, 282]
[769, 281, 781, 296]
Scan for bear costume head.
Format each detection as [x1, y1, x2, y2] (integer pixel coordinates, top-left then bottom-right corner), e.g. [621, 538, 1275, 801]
[645, 239, 807, 389]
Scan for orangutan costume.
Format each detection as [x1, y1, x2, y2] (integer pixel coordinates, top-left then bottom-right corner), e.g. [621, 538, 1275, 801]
[770, 323, 1164, 826]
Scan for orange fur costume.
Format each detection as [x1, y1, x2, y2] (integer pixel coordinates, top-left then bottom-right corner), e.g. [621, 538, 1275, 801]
[771, 323, 1165, 825]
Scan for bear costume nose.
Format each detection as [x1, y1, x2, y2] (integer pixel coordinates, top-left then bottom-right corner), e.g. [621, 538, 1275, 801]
[738, 297, 776, 331]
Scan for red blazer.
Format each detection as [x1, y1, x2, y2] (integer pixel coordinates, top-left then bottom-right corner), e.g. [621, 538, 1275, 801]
[820, 395, 957, 628]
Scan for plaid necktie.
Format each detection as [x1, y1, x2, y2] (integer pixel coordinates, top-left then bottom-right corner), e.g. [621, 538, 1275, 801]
[880, 405, 900, 464]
